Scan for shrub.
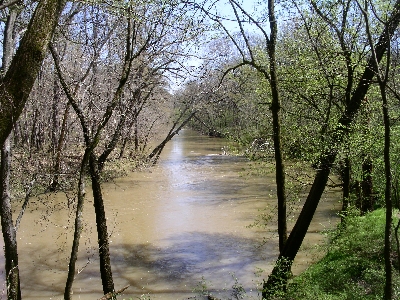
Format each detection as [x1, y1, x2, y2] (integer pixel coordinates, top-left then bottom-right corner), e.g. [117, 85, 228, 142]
[281, 209, 399, 300]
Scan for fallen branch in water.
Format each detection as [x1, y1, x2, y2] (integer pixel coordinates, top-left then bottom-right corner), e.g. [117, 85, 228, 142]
[98, 285, 130, 300]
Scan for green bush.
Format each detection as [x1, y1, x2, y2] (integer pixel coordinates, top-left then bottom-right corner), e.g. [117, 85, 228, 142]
[281, 209, 399, 300]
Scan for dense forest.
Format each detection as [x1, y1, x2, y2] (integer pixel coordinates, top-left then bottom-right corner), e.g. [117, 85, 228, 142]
[0, 0, 400, 299]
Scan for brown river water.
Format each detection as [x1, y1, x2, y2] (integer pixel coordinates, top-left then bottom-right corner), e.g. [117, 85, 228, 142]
[1, 129, 340, 299]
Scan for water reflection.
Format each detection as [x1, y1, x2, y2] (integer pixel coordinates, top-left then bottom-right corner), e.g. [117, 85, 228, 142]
[3, 129, 339, 299]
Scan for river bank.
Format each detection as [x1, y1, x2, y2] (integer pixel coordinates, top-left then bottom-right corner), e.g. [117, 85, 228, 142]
[281, 209, 400, 300]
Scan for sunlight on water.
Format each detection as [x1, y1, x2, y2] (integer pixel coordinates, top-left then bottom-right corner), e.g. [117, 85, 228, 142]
[1, 129, 340, 299]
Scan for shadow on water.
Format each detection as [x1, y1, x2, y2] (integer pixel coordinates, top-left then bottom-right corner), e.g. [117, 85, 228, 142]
[113, 232, 275, 298]
[4, 129, 340, 299]
[18, 230, 274, 299]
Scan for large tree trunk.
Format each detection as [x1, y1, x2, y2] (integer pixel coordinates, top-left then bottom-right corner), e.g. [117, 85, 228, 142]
[89, 153, 115, 294]
[262, 1, 400, 296]
[0, 0, 66, 146]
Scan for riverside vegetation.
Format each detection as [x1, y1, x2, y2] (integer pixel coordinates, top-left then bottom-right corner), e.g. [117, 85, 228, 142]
[280, 209, 400, 300]
[1, 0, 400, 299]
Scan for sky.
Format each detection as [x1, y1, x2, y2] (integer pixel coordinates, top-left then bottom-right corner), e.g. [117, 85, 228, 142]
[171, 0, 269, 90]
[211, 0, 266, 35]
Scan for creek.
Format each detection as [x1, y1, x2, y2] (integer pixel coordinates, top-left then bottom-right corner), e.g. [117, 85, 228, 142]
[2, 129, 340, 299]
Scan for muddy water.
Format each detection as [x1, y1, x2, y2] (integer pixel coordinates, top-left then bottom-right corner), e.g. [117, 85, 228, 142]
[3, 129, 340, 299]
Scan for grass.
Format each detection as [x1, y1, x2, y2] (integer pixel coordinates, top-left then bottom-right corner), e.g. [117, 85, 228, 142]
[280, 209, 400, 300]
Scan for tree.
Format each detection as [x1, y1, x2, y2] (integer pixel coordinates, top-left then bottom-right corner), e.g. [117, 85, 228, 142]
[50, 0, 203, 296]
[51, 7, 140, 295]
[1, 7, 21, 300]
[263, 0, 400, 297]
[190, 0, 288, 254]
[0, 0, 65, 145]
[357, 0, 393, 297]
[0, 1, 65, 299]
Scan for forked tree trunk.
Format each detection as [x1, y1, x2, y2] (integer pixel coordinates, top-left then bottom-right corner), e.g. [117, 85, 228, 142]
[51, 11, 135, 292]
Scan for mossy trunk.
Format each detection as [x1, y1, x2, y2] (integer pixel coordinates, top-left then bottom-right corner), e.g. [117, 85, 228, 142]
[0, 0, 66, 145]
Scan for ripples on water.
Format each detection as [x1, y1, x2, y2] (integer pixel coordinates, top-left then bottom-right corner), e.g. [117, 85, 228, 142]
[2, 129, 340, 299]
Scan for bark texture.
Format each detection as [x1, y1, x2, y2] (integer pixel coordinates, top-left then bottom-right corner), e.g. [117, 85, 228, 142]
[1, 137, 21, 300]
[0, 0, 66, 145]
[0, 9, 21, 300]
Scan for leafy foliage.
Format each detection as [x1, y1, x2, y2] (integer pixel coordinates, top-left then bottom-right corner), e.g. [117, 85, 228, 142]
[281, 209, 400, 300]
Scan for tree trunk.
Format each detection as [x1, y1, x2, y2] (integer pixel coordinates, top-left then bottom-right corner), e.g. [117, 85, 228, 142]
[0, 137, 21, 300]
[0, 9, 21, 300]
[0, 0, 66, 146]
[51, 13, 135, 295]
[359, 2, 393, 295]
[382, 80, 393, 300]
[134, 107, 139, 152]
[361, 156, 374, 213]
[118, 137, 128, 159]
[50, 103, 70, 191]
[267, 0, 287, 252]
[64, 151, 89, 300]
[51, 76, 60, 155]
[148, 112, 196, 164]
[98, 112, 127, 173]
[341, 157, 350, 222]
[89, 153, 115, 295]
